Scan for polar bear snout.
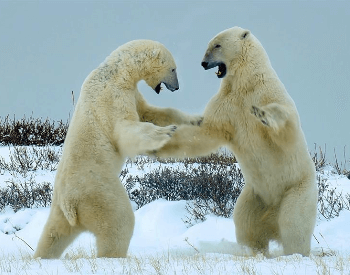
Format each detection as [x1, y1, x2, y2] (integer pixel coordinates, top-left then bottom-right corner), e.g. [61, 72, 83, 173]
[201, 59, 227, 78]
[164, 80, 179, 92]
[201, 61, 209, 69]
[157, 69, 179, 93]
[201, 59, 221, 70]
[154, 79, 179, 94]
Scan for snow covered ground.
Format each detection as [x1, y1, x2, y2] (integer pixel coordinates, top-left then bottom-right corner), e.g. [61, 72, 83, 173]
[1, 146, 350, 274]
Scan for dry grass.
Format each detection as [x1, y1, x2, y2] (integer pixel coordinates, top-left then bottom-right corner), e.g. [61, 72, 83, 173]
[1, 248, 350, 275]
[0, 115, 68, 146]
[2, 232, 350, 274]
[0, 143, 349, 225]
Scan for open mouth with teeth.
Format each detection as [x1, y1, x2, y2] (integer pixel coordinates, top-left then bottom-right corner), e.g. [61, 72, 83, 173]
[155, 83, 163, 94]
[215, 63, 227, 78]
[154, 82, 178, 94]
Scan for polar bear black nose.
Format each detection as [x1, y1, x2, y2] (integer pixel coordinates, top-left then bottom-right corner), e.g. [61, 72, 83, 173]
[201, 61, 208, 69]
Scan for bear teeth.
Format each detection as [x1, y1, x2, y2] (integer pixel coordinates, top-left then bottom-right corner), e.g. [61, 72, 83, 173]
[216, 70, 222, 76]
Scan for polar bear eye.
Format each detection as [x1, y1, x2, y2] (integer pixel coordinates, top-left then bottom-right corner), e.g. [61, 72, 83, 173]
[214, 44, 221, 49]
[172, 69, 175, 72]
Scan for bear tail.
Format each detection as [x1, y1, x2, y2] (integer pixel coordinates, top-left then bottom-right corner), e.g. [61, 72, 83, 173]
[61, 199, 78, 227]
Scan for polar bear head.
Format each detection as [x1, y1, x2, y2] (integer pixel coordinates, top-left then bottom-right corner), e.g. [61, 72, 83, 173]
[201, 27, 266, 79]
[105, 40, 179, 94]
[131, 40, 179, 94]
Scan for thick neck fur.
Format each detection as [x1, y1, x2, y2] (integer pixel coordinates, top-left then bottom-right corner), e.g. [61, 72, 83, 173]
[225, 38, 275, 97]
[81, 41, 160, 101]
[73, 41, 163, 136]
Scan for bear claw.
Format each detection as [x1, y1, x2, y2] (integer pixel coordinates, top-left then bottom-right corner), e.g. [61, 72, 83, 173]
[251, 106, 269, 126]
[166, 125, 177, 137]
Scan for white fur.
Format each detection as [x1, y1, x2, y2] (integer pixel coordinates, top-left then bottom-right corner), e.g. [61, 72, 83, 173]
[156, 27, 318, 256]
[34, 40, 201, 259]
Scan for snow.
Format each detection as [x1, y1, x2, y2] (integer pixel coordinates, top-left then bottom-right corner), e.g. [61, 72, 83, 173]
[0, 147, 350, 274]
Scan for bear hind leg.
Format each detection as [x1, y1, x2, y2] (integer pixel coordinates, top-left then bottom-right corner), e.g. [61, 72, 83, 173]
[91, 210, 134, 258]
[95, 227, 132, 258]
[34, 204, 82, 259]
[233, 187, 279, 256]
[78, 191, 135, 258]
[278, 183, 317, 256]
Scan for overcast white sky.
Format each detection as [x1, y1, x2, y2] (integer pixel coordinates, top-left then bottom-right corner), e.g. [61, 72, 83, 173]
[0, 1, 349, 164]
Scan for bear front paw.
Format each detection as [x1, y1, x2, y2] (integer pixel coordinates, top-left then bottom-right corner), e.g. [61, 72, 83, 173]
[146, 125, 177, 152]
[251, 106, 269, 126]
[165, 125, 177, 137]
[189, 115, 204, 126]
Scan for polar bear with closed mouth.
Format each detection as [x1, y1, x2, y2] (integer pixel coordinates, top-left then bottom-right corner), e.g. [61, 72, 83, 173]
[155, 27, 318, 257]
[34, 40, 201, 259]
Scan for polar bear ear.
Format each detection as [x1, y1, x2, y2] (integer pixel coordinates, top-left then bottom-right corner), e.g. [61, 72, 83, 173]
[241, 30, 250, 40]
[151, 48, 161, 58]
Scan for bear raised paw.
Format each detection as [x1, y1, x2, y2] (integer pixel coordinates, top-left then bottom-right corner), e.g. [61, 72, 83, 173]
[34, 40, 201, 259]
[155, 27, 318, 257]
